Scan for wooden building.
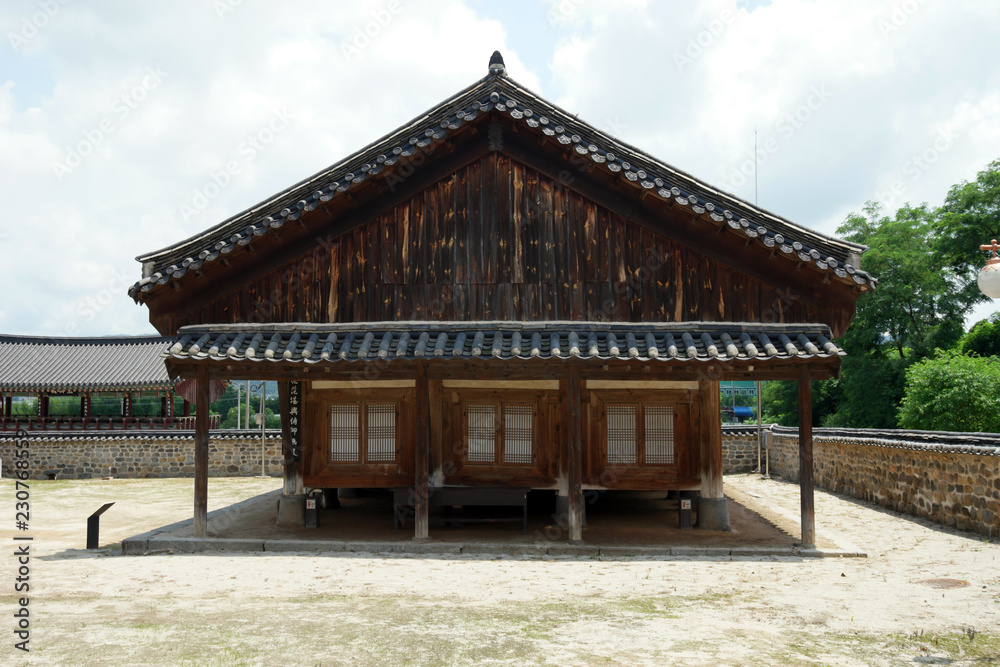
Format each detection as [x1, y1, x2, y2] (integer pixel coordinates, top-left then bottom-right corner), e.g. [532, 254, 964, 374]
[129, 53, 874, 544]
[0, 335, 216, 431]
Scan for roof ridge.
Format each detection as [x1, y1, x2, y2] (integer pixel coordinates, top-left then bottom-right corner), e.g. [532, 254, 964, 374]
[130, 61, 875, 299]
[0, 334, 171, 345]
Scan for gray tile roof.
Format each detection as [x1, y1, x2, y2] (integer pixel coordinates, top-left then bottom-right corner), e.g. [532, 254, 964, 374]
[0, 335, 175, 394]
[166, 322, 843, 364]
[130, 54, 874, 299]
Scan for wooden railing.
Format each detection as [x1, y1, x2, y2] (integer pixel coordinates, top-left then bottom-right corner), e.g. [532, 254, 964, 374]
[0, 415, 222, 431]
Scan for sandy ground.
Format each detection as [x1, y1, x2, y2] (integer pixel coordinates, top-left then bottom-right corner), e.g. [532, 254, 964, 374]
[2, 474, 998, 666]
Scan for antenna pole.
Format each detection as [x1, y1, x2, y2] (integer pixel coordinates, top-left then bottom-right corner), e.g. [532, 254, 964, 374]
[754, 126, 759, 205]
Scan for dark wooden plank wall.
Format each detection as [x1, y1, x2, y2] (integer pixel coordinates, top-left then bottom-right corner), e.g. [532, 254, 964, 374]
[183, 153, 832, 326]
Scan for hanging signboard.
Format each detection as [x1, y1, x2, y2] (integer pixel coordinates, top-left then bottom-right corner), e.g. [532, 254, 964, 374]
[289, 381, 301, 461]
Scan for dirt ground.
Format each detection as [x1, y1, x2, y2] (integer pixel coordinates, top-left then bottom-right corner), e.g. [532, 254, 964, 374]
[2, 474, 999, 666]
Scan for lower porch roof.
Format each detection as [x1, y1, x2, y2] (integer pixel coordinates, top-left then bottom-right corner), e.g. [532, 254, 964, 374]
[164, 321, 844, 381]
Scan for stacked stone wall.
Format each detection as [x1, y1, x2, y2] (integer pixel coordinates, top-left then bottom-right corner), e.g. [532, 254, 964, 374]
[721, 431, 759, 474]
[753, 429, 999, 538]
[0, 432, 283, 480]
[6, 429, 998, 537]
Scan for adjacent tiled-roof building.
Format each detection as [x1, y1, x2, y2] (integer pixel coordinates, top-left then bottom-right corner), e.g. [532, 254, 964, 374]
[0, 335, 174, 394]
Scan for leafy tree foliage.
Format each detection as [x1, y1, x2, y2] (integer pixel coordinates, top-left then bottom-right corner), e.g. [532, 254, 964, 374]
[759, 380, 841, 427]
[837, 202, 970, 361]
[759, 158, 1000, 429]
[959, 313, 1000, 358]
[935, 158, 1000, 292]
[897, 351, 1000, 432]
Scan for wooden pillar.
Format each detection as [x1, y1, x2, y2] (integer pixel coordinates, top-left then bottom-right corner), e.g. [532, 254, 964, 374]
[277, 381, 303, 495]
[413, 363, 430, 540]
[697, 378, 731, 530]
[566, 366, 584, 543]
[428, 378, 443, 485]
[698, 379, 724, 499]
[38, 394, 49, 418]
[182, 399, 191, 417]
[4, 396, 11, 419]
[193, 367, 210, 538]
[798, 367, 815, 548]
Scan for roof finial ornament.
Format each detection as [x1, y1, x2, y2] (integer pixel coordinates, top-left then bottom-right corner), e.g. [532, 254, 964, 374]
[488, 50, 506, 77]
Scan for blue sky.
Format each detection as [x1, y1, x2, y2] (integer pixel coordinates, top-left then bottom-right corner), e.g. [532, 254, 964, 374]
[1, 0, 998, 336]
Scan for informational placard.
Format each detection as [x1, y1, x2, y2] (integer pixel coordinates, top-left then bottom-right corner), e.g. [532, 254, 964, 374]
[288, 381, 301, 461]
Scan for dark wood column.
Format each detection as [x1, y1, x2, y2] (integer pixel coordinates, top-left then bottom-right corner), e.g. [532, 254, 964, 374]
[194, 367, 210, 538]
[428, 378, 443, 484]
[414, 363, 430, 540]
[698, 379, 724, 500]
[38, 394, 49, 418]
[566, 366, 583, 543]
[183, 399, 191, 417]
[4, 396, 11, 419]
[798, 367, 815, 548]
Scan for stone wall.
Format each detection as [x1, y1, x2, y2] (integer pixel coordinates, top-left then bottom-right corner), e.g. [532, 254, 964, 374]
[6, 428, 999, 537]
[721, 426, 761, 474]
[0, 430, 283, 480]
[757, 426, 1000, 538]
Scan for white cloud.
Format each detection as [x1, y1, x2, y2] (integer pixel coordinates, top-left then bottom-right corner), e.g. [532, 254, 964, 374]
[1, 0, 999, 337]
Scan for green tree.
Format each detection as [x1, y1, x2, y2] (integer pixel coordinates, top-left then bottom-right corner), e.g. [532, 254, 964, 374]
[959, 313, 1000, 358]
[935, 158, 1000, 295]
[897, 351, 1000, 432]
[838, 202, 970, 360]
[824, 201, 979, 427]
[759, 379, 841, 427]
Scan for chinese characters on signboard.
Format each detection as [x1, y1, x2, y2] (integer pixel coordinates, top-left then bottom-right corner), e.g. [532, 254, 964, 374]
[289, 381, 301, 461]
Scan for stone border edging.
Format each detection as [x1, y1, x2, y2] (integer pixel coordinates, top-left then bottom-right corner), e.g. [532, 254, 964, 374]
[122, 533, 865, 559]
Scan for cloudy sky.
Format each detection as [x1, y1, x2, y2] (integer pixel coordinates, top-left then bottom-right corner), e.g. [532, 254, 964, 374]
[2, 0, 999, 337]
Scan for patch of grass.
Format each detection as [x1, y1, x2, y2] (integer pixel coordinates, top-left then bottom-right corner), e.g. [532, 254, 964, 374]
[880, 629, 1000, 661]
[776, 629, 1000, 665]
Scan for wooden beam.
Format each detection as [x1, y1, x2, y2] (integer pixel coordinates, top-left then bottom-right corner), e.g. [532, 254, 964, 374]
[414, 363, 430, 540]
[566, 365, 583, 542]
[193, 365, 210, 538]
[798, 367, 815, 548]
